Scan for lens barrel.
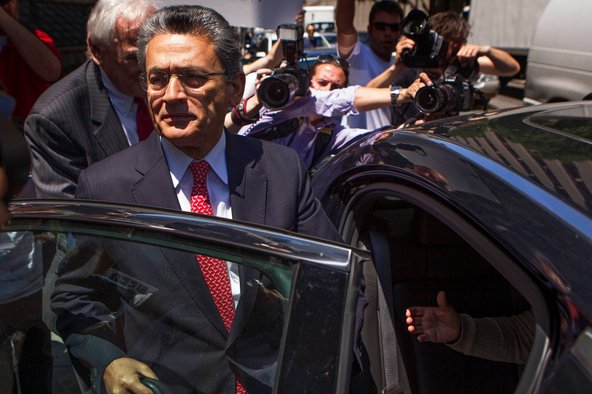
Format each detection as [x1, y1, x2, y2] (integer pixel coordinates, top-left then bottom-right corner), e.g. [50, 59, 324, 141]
[257, 73, 299, 110]
[415, 84, 457, 113]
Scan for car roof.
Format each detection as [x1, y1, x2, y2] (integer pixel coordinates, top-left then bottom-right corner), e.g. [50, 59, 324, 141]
[323, 101, 592, 218]
[312, 101, 592, 320]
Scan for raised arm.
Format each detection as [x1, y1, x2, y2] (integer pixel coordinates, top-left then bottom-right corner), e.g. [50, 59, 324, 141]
[367, 37, 415, 88]
[0, 7, 61, 82]
[457, 44, 520, 77]
[335, 0, 358, 59]
[243, 40, 284, 76]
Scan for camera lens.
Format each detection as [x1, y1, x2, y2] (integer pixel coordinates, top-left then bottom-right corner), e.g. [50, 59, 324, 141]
[257, 73, 299, 110]
[415, 86, 444, 113]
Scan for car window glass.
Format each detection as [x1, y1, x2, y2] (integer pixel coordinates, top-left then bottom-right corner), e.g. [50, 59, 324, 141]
[346, 194, 537, 394]
[0, 229, 292, 394]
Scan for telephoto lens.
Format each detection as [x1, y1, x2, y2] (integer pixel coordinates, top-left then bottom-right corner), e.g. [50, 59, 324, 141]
[257, 73, 299, 110]
[415, 84, 457, 113]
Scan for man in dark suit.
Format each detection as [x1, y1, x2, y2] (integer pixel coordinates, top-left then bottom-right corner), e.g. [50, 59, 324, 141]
[51, 5, 341, 394]
[23, 0, 157, 199]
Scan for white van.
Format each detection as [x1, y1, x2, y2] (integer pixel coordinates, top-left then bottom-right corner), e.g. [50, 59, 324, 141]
[524, 0, 592, 104]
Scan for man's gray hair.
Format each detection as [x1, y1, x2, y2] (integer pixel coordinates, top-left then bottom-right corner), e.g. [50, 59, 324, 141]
[137, 5, 242, 79]
[87, 0, 158, 50]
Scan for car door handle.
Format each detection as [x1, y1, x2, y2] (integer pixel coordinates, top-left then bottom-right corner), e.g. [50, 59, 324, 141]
[140, 377, 173, 394]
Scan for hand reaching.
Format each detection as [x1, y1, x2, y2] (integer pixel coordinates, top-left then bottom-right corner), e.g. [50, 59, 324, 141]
[405, 291, 461, 343]
[456, 44, 491, 67]
[103, 357, 158, 394]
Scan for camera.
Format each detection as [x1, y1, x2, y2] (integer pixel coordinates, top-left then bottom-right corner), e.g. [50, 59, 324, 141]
[400, 9, 448, 69]
[415, 75, 475, 114]
[257, 24, 308, 110]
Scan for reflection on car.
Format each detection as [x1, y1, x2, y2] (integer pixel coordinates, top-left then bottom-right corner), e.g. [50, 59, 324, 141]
[3, 101, 592, 392]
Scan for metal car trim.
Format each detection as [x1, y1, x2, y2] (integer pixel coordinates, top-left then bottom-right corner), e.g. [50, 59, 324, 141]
[8, 200, 355, 270]
[572, 327, 592, 377]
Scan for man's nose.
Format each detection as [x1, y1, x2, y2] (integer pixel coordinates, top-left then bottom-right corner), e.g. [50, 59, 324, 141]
[162, 75, 187, 101]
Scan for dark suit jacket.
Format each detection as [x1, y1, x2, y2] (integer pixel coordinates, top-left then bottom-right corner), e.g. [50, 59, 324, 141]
[51, 131, 341, 393]
[24, 60, 130, 198]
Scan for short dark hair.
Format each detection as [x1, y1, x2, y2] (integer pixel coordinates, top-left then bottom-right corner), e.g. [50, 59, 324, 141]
[310, 54, 349, 87]
[429, 11, 470, 44]
[137, 5, 242, 79]
[369, 1, 404, 24]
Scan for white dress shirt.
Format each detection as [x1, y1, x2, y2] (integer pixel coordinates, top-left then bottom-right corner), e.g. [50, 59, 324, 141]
[160, 133, 241, 306]
[100, 69, 141, 146]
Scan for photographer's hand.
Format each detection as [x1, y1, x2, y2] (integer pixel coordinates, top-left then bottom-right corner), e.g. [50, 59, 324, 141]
[456, 44, 490, 67]
[399, 72, 432, 103]
[458, 44, 520, 77]
[367, 37, 415, 88]
[395, 36, 415, 65]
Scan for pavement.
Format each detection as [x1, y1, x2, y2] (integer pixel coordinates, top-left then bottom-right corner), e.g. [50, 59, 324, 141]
[488, 78, 526, 109]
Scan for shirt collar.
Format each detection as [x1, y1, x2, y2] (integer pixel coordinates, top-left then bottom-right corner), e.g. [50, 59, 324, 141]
[99, 68, 135, 116]
[160, 131, 228, 188]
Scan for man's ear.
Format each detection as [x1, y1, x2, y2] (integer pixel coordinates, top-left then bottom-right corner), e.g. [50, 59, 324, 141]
[227, 72, 246, 106]
[87, 36, 102, 65]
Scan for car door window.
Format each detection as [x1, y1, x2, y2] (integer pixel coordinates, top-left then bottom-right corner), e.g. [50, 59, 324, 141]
[338, 188, 549, 394]
[2, 202, 361, 394]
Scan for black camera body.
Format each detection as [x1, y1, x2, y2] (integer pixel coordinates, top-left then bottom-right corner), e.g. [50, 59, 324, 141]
[414, 75, 475, 114]
[257, 24, 308, 110]
[400, 9, 448, 69]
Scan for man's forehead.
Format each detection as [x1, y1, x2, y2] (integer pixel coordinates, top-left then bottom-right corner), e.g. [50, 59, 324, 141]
[145, 33, 221, 70]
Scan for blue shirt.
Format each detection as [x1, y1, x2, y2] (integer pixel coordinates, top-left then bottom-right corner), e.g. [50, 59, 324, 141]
[240, 86, 372, 168]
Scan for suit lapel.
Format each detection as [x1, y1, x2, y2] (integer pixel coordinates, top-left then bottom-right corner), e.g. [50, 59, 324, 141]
[86, 62, 130, 158]
[132, 133, 229, 337]
[130, 132, 179, 211]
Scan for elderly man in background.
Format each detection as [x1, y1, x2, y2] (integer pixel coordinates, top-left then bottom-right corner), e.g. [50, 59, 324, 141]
[24, 0, 157, 199]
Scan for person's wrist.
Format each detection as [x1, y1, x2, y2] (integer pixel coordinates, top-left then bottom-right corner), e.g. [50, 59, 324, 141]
[390, 85, 403, 107]
[446, 315, 462, 344]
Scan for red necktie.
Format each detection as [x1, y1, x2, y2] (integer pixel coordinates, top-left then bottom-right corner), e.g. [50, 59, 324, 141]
[189, 161, 246, 394]
[135, 98, 153, 141]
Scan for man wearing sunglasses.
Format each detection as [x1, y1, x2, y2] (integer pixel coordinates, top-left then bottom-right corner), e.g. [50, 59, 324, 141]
[367, 11, 520, 126]
[226, 54, 413, 169]
[335, 0, 405, 131]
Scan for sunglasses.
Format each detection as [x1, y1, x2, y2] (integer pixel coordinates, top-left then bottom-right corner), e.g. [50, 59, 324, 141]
[372, 22, 400, 32]
[316, 54, 350, 73]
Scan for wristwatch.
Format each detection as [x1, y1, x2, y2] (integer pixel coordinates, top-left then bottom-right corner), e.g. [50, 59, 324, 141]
[390, 85, 402, 107]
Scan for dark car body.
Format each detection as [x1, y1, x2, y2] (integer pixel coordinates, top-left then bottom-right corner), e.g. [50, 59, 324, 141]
[310, 101, 592, 393]
[3, 102, 592, 393]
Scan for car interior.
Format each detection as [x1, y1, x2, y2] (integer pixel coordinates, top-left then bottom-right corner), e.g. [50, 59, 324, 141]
[341, 187, 547, 394]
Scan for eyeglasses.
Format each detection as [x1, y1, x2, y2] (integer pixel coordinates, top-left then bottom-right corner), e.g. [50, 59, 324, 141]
[139, 69, 226, 93]
[316, 54, 350, 73]
[372, 22, 400, 32]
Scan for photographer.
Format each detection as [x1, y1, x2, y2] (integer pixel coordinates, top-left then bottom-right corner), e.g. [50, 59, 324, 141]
[368, 10, 520, 126]
[225, 54, 414, 169]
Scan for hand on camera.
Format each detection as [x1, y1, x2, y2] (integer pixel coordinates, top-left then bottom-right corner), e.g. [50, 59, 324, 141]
[456, 44, 491, 67]
[394, 36, 415, 65]
[402, 72, 432, 102]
